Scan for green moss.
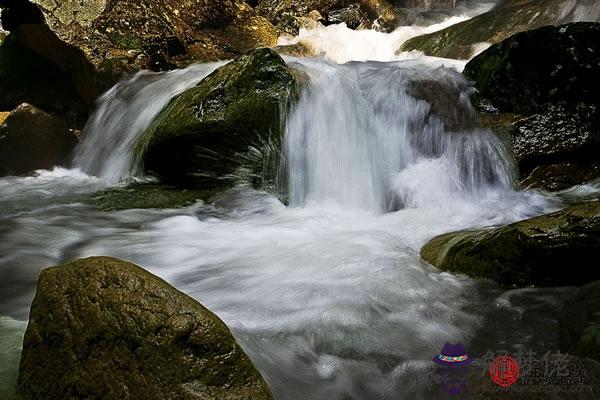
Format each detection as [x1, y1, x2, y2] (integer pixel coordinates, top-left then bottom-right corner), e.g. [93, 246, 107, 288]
[401, 0, 569, 59]
[108, 32, 144, 50]
[136, 48, 298, 189]
[421, 201, 600, 287]
[90, 184, 220, 211]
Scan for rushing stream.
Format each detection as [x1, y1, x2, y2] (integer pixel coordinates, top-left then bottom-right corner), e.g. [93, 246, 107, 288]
[1, 4, 597, 399]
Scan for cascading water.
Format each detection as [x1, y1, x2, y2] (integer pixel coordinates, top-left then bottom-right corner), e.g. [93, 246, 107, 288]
[284, 59, 515, 213]
[73, 63, 224, 182]
[0, 4, 591, 399]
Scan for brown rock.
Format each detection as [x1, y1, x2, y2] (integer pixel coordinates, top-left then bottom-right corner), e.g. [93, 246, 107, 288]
[18, 256, 273, 400]
[0, 103, 78, 176]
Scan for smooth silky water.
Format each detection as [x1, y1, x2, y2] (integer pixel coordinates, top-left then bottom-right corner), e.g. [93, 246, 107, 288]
[1, 5, 597, 398]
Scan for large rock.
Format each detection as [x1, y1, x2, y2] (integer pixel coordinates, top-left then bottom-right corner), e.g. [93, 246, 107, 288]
[0, 103, 78, 177]
[28, 0, 278, 71]
[421, 201, 600, 287]
[463, 22, 600, 191]
[137, 48, 298, 188]
[560, 281, 600, 359]
[463, 22, 600, 115]
[17, 256, 273, 400]
[0, 32, 90, 126]
[400, 0, 600, 59]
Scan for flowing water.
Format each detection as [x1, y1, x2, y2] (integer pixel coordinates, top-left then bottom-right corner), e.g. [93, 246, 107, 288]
[1, 4, 597, 399]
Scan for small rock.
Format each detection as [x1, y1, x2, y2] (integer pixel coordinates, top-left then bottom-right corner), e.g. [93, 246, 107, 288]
[0, 103, 78, 177]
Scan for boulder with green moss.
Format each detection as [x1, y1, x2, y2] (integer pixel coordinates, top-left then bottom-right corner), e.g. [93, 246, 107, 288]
[400, 0, 600, 59]
[421, 201, 600, 287]
[17, 256, 273, 400]
[137, 48, 298, 189]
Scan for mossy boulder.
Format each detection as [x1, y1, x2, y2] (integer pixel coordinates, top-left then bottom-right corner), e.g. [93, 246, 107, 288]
[137, 48, 298, 189]
[421, 201, 600, 287]
[463, 22, 600, 115]
[91, 184, 220, 211]
[17, 256, 273, 400]
[0, 103, 79, 177]
[31, 0, 279, 71]
[400, 0, 600, 59]
[560, 281, 600, 359]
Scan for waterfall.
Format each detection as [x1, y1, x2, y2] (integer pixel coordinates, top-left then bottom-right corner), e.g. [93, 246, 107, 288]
[72, 63, 223, 183]
[284, 59, 515, 213]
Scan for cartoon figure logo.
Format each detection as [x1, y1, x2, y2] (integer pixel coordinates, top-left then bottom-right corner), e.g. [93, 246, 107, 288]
[433, 342, 473, 396]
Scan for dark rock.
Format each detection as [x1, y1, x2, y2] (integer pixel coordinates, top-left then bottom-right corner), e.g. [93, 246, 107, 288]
[137, 48, 298, 189]
[17, 256, 273, 400]
[421, 201, 600, 287]
[0, 0, 44, 31]
[522, 162, 600, 192]
[256, 0, 357, 34]
[406, 73, 477, 132]
[30, 0, 278, 71]
[513, 104, 600, 189]
[0, 32, 90, 126]
[400, 0, 600, 59]
[0, 103, 78, 177]
[463, 22, 600, 115]
[327, 3, 369, 29]
[560, 281, 600, 359]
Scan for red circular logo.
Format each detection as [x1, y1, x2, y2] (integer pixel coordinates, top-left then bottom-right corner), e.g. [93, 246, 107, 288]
[489, 356, 520, 387]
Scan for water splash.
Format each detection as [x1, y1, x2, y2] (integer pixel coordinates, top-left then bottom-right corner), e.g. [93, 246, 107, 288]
[284, 59, 515, 213]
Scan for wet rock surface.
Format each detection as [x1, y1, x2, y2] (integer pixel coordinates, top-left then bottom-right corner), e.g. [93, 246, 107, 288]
[421, 201, 600, 288]
[560, 281, 600, 359]
[137, 48, 298, 189]
[17, 256, 273, 400]
[0, 103, 78, 177]
[401, 0, 600, 59]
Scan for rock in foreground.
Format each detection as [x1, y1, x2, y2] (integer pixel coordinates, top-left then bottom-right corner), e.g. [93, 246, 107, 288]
[17, 257, 272, 400]
[421, 201, 600, 287]
[137, 48, 298, 189]
[560, 281, 600, 359]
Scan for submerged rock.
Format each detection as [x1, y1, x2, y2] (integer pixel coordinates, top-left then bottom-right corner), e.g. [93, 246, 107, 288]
[560, 281, 600, 359]
[0, 103, 78, 177]
[400, 0, 600, 59]
[137, 48, 298, 189]
[421, 201, 600, 287]
[17, 256, 273, 400]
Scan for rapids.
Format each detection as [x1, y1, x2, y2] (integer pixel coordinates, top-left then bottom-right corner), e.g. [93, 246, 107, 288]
[0, 3, 595, 399]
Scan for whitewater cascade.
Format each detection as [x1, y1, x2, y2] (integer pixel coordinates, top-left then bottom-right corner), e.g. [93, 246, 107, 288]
[284, 59, 515, 213]
[73, 63, 223, 183]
